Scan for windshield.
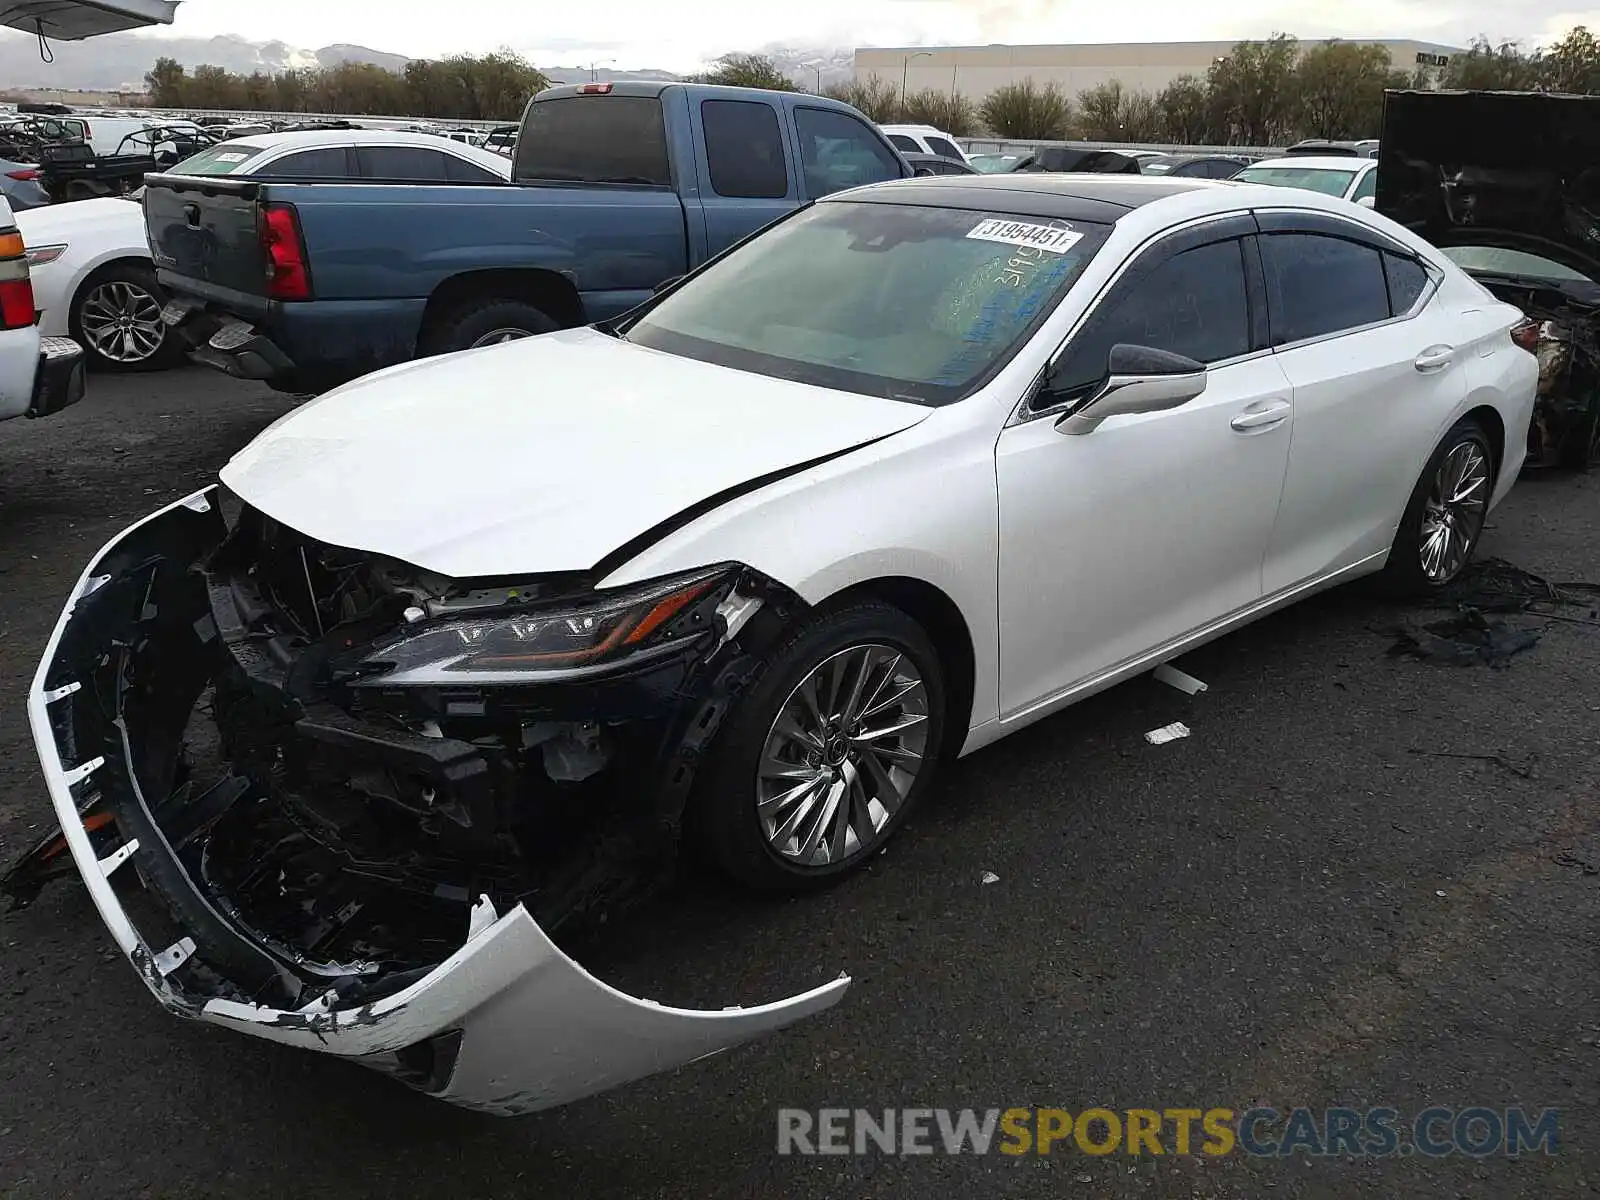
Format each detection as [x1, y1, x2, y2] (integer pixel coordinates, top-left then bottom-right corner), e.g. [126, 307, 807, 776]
[1441, 245, 1592, 284]
[624, 201, 1110, 404]
[1235, 164, 1357, 197]
[169, 142, 268, 176]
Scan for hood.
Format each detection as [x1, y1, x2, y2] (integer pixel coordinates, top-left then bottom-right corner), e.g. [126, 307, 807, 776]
[221, 328, 930, 579]
[1377, 90, 1600, 271]
[16, 196, 141, 245]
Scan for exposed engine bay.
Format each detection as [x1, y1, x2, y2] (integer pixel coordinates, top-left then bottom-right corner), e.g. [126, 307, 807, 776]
[9, 489, 849, 1114]
[1476, 280, 1600, 469]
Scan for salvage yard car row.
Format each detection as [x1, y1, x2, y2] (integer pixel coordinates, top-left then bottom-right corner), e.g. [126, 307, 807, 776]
[0, 79, 1580, 1118]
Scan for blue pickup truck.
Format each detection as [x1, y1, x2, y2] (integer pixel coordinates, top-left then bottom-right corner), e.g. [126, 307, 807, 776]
[145, 82, 913, 392]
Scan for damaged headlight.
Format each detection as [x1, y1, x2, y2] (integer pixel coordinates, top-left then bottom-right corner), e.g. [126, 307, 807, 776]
[354, 566, 734, 684]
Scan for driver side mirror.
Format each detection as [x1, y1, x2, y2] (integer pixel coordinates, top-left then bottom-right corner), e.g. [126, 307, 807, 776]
[1356, 195, 1376, 209]
[1053, 343, 1208, 435]
[914, 165, 936, 177]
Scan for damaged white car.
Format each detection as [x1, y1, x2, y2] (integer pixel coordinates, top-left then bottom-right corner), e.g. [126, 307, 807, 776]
[16, 174, 1537, 1114]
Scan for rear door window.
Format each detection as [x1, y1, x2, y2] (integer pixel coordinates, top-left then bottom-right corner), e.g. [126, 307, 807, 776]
[701, 99, 788, 199]
[444, 154, 505, 183]
[887, 133, 920, 152]
[356, 146, 449, 181]
[515, 96, 671, 186]
[262, 147, 352, 177]
[1259, 232, 1390, 344]
[794, 107, 902, 198]
[925, 135, 965, 160]
[1383, 253, 1429, 314]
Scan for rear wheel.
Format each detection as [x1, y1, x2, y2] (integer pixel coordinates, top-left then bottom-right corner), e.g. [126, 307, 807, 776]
[691, 601, 947, 891]
[1379, 417, 1494, 594]
[69, 262, 181, 372]
[419, 298, 559, 355]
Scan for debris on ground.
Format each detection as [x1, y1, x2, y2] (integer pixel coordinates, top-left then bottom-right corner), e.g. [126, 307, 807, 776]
[1144, 721, 1190, 746]
[1386, 609, 1541, 667]
[1153, 663, 1208, 695]
[981, 871, 1000, 885]
[1383, 558, 1600, 667]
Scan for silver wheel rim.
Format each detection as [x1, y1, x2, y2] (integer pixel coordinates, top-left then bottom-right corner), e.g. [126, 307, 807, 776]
[757, 643, 929, 869]
[79, 280, 165, 362]
[1420, 439, 1489, 583]
[469, 327, 533, 348]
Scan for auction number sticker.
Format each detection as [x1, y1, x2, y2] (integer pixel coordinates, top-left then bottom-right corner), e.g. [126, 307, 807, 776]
[213, 152, 251, 163]
[966, 218, 1083, 254]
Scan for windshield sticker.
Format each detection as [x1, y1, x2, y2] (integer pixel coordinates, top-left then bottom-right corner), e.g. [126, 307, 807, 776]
[967, 218, 1084, 255]
[213, 152, 251, 163]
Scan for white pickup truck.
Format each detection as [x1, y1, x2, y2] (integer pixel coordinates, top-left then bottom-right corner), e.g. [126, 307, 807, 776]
[0, 191, 85, 424]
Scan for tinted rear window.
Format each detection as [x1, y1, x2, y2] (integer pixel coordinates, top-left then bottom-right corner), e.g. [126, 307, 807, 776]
[514, 96, 671, 186]
[170, 143, 268, 175]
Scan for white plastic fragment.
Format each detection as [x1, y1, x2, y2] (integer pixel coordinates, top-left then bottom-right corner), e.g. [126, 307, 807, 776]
[1145, 721, 1191, 746]
[467, 893, 499, 940]
[153, 937, 196, 977]
[97, 838, 140, 877]
[1153, 663, 1209, 695]
[61, 755, 106, 788]
[43, 681, 82, 703]
[981, 871, 1000, 885]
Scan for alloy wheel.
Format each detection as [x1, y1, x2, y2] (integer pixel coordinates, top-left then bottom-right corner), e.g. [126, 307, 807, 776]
[1419, 438, 1489, 583]
[79, 280, 166, 363]
[468, 327, 533, 348]
[756, 643, 929, 869]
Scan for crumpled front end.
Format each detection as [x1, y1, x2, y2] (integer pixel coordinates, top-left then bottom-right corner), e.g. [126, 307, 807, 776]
[18, 488, 847, 1115]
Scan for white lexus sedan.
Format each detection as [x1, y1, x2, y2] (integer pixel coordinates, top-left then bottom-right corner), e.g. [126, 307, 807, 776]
[18, 174, 1536, 1115]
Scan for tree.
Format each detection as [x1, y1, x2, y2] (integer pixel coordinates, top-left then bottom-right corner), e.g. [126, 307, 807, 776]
[980, 80, 1072, 139]
[1153, 74, 1211, 143]
[144, 56, 186, 107]
[1540, 25, 1600, 93]
[1075, 80, 1126, 140]
[900, 89, 980, 136]
[1207, 34, 1301, 145]
[1294, 40, 1397, 138]
[822, 75, 900, 122]
[1437, 37, 1541, 91]
[699, 53, 798, 91]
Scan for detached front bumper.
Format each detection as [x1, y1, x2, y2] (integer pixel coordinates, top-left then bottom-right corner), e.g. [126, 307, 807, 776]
[26, 336, 85, 419]
[24, 488, 848, 1116]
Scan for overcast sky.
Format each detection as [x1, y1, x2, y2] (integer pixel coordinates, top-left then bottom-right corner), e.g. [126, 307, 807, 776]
[134, 0, 1596, 71]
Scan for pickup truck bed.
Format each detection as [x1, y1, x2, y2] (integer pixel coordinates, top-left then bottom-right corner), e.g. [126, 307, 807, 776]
[148, 82, 912, 393]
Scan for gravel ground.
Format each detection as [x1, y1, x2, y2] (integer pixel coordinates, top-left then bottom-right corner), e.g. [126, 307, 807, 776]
[0, 368, 1595, 1199]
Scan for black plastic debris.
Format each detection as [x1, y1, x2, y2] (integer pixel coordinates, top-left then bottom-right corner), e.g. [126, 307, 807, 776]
[1387, 609, 1541, 668]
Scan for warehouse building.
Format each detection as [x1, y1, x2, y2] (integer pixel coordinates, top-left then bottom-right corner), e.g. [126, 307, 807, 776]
[854, 39, 1465, 100]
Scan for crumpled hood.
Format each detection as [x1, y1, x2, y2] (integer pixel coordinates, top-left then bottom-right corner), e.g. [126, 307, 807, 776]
[16, 196, 141, 245]
[222, 328, 930, 579]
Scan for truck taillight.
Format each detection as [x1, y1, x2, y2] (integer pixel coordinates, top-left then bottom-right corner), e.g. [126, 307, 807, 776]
[1511, 317, 1540, 353]
[0, 229, 36, 330]
[260, 203, 311, 301]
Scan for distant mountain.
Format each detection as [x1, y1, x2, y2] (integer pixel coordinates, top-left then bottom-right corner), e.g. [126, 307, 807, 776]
[0, 32, 408, 91]
[0, 29, 857, 96]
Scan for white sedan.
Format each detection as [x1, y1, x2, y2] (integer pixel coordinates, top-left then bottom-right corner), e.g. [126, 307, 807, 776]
[20, 174, 1536, 1114]
[1232, 154, 1380, 206]
[17, 131, 511, 371]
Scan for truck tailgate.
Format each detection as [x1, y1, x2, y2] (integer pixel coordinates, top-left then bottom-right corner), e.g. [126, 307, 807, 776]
[143, 173, 270, 308]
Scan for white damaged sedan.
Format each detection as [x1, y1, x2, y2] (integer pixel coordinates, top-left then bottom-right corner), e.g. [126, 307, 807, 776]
[20, 174, 1537, 1114]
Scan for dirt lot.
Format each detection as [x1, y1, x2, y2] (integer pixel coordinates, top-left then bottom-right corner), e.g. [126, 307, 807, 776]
[0, 369, 1596, 1199]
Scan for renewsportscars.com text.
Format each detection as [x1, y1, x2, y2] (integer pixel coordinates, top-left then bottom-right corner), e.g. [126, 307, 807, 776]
[776, 1106, 1560, 1158]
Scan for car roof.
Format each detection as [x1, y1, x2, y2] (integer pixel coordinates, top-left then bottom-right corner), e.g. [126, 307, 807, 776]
[216, 129, 513, 175]
[835, 172, 1224, 223]
[1242, 156, 1371, 171]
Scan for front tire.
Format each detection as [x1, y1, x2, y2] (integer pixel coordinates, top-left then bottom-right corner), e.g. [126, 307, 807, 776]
[418, 298, 559, 355]
[692, 601, 947, 891]
[1380, 417, 1494, 595]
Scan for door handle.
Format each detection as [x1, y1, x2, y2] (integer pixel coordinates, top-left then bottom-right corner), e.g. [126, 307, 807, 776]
[1230, 400, 1291, 433]
[1414, 345, 1454, 372]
